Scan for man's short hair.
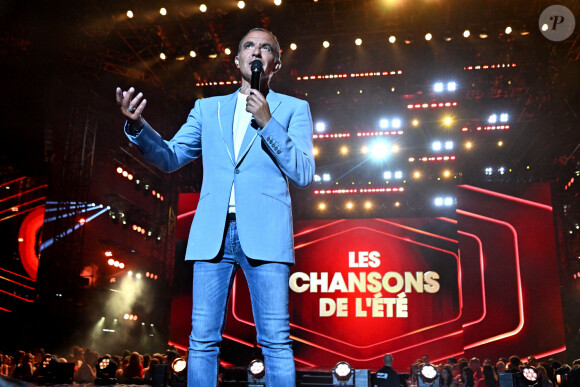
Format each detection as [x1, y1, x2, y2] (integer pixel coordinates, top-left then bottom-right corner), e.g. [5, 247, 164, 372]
[238, 28, 281, 61]
[384, 353, 393, 366]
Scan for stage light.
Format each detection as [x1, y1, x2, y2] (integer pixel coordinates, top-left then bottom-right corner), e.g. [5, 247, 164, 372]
[318, 203, 326, 210]
[447, 82, 456, 91]
[521, 367, 538, 385]
[314, 174, 321, 182]
[190, 50, 197, 58]
[136, 273, 142, 279]
[340, 146, 349, 155]
[434, 82, 444, 93]
[290, 43, 297, 50]
[160, 53, 166, 60]
[555, 366, 570, 385]
[541, 24, 549, 32]
[443, 116, 452, 126]
[237, 1, 245, 9]
[394, 171, 403, 179]
[323, 41, 330, 48]
[443, 170, 451, 178]
[172, 358, 187, 373]
[159, 8, 167, 15]
[394, 201, 400, 207]
[37, 355, 58, 383]
[498, 140, 503, 147]
[225, 48, 231, 55]
[313, 147, 319, 156]
[389, 35, 396, 43]
[463, 29, 470, 38]
[413, 171, 421, 179]
[371, 141, 390, 160]
[500, 113, 509, 122]
[432, 141, 442, 151]
[332, 361, 354, 384]
[96, 355, 118, 384]
[445, 141, 453, 150]
[425, 33, 432, 41]
[323, 173, 331, 182]
[485, 167, 493, 175]
[126, 10, 134, 18]
[465, 141, 473, 149]
[346, 202, 354, 210]
[361, 145, 369, 154]
[355, 38, 363, 46]
[392, 118, 402, 128]
[170, 357, 187, 386]
[315, 122, 326, 133]
[412, 119, 419, 126]
[392, 144, 400, 153]
[488, 114, 497, 123]
[247, 359, 266, 383]
[505, 26, 513, 34]
[384, 171, 392, 179]
[364, 201, 372, 209]
[479, 32, 488, 39]
[418, 363, 439, 386]
[274, 0, 282, 5]
[379, 119, 389, 129]
[498, 167, 505, 175]
[199, 4, 207, 12]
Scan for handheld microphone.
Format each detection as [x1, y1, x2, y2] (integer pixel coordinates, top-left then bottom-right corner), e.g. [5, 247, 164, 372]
[250, 60, 263, 92]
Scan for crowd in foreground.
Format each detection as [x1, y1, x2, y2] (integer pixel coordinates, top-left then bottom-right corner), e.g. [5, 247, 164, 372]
[1, 345, 580, 386]
[0, 346, 180, 385]
[377, 353, 580, 387]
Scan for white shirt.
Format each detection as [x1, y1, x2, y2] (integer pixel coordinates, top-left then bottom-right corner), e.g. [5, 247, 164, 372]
[228, 92, 253, 212]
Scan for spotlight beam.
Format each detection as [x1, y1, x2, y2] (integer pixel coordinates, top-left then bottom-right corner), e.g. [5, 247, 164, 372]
[41, 207, 109, 250]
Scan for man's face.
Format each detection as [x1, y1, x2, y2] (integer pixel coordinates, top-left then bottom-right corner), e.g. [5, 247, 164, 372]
[236, 30, 280, 83]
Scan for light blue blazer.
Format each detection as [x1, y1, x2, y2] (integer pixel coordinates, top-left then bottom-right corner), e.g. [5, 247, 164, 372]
[126, 90, 315, 264]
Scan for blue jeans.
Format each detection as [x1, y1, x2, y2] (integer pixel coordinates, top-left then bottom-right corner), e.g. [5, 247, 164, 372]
[187, 220, 295, 387]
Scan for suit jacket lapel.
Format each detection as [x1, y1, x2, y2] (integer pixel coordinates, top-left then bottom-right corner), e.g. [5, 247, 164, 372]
[236, 90, 282, 166]
[218, 91, 238, 166]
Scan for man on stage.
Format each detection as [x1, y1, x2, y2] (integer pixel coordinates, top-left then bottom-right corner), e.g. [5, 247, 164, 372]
[115, 28, 315, 387]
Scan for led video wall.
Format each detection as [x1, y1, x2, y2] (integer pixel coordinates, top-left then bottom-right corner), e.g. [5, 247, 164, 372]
[170, 183, 565, 370]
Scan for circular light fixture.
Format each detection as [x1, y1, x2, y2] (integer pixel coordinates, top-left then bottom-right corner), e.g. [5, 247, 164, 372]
[172, 358, 187, 374]
[248, 359, 265, 380]
[521, 367, 538, 385]
[419, 363, 439, 384]
[333, 361, 353, 382]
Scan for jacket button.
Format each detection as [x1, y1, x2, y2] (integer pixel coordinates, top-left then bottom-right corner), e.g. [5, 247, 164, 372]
[277, 150, 282, 154]
[235, 168, 240, 174]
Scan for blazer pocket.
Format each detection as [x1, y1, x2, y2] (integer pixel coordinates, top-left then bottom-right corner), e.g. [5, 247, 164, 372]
[198, 192, 210, 201]
[260, 192, 291, 209]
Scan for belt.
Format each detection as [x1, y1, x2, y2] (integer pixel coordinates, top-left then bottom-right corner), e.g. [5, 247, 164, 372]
[226, 212, 236, 221]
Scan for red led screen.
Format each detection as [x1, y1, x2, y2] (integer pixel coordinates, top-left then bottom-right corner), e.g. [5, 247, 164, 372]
[170, 183, 565, 370]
